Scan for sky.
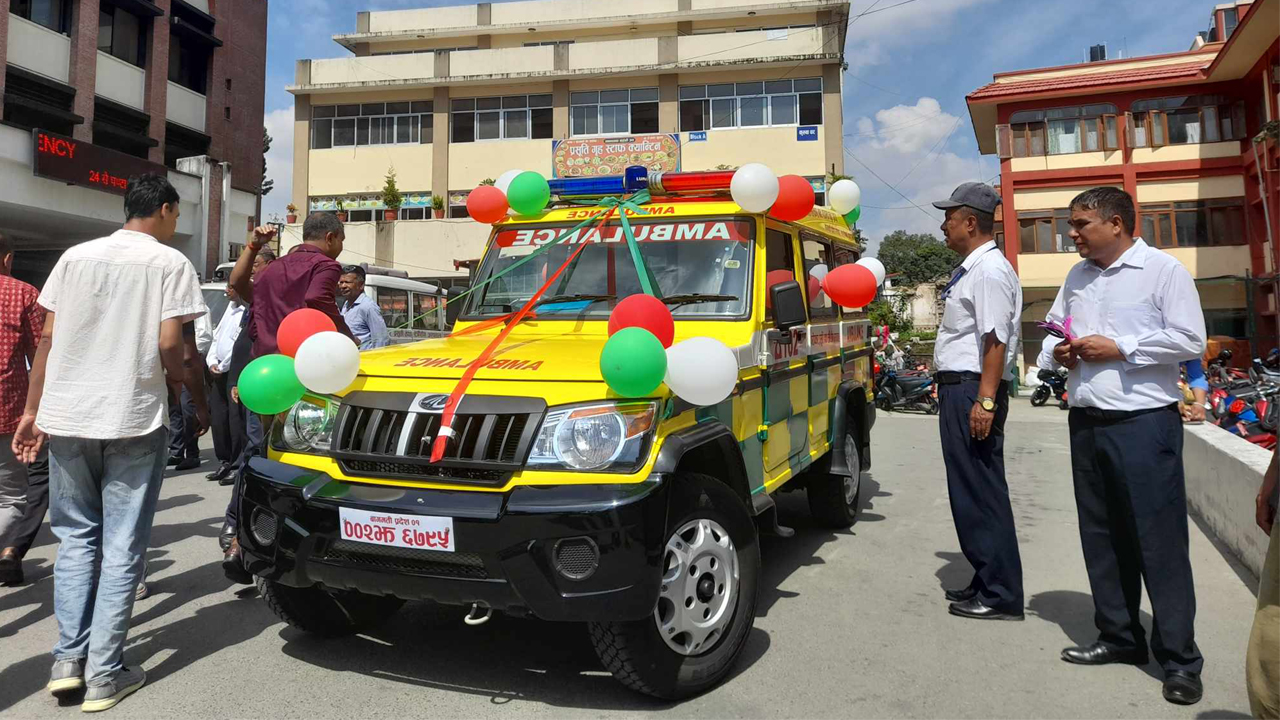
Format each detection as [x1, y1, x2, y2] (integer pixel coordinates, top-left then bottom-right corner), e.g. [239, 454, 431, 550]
[260, 0, 1216, 254]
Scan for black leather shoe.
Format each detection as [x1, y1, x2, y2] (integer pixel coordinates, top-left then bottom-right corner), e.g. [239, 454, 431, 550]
[166, 455, 183, 467]
[218, 469, 238, 487]
[206, 463, 232, 482]
[1061, 642, 1149, 666]
[218, 523, 236, 552]
[222, 539, 253, 585]
[948, 597, 1023, 621]
[174, 457, 201, 472]
[0, 555, 22, 586]
[944, 586, 977, 602]
[1162, 671, 1202, 705]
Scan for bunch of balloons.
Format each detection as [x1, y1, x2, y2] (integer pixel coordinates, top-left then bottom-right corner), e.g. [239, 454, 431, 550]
[821, 257, 887, 310]
[466, 169, 551, 223]
[599, 294, 739, 407]
[237, 309, 362, 415]
[729, 164, 863, 227]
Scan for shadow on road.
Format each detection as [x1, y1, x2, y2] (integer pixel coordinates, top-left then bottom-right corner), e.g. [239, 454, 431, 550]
[1027, 590, 1162, 681]
[933, 550, 972, 594]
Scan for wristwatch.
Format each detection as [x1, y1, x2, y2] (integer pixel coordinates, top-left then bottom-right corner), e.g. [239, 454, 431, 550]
[977, 396, 997, 412]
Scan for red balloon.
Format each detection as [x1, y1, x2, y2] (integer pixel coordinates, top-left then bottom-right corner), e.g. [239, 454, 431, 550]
[467, 185, 510, 224]
[823, 264, 878, 308]
[807, 275, 823, 305]
[769, 175, 816, 222]
[278, 308, 336, 357]
[765, 269, 795, 309]
[608, 294, 674, 348]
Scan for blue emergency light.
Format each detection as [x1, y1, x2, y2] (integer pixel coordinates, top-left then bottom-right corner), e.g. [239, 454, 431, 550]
[548, 166, 650, 197]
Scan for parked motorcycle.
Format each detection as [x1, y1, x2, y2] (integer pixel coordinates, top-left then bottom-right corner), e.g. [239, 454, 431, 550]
[875, 365, 938, 414]
[1030, 368, 1069, 409]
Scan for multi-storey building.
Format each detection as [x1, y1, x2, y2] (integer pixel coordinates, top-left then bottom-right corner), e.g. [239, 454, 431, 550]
[967, 0, 1280, 369]
[286, 0, 852, 282]
[1, 0, 267, 283]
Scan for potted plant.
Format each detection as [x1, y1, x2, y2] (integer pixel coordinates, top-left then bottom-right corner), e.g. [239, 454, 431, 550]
[431, 194, 445, 219]
[335, 198, 347, 223]
[285, 203, 298, 224]
[479, 178, 496, 186]
[381, 168, 403, 222]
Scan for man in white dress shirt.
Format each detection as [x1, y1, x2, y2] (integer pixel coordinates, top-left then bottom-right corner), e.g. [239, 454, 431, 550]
[204, 284, 246, 484]
[1037, 187, 1206, 706]
[931, 182, 1025, 622]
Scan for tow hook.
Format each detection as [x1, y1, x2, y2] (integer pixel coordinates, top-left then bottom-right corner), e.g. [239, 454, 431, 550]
[464, 602, 492, 626]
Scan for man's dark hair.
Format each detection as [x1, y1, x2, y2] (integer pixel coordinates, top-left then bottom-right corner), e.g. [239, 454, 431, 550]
[1070, 187, 1136, 235]
[958, 206, 995, 235]
[0, 232, 11, 260]
[124, 173, 181, 221]
[303, 211, 344, 241]
[341, 264, 366, 280]
[259, 248, 277, 263]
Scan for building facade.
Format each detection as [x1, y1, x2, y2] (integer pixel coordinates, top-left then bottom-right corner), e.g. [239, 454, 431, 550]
[0, 0, 267, 283]
[287, 0, 852, 281]
[967, 0, 1280, 370]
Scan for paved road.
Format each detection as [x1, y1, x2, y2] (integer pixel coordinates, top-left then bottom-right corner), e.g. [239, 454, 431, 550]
[0, 403, 1260, 718]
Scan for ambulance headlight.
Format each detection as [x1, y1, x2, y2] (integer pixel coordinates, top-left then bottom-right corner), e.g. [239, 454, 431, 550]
[279, 396, 341, 453]
[527, 402, 658, 472]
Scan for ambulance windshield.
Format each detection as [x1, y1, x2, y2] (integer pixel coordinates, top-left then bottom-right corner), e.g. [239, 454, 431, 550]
[463, 217, 754, 320]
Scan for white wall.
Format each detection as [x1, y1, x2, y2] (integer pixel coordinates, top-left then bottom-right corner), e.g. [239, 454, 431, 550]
[7, 15, 70, 83]
[95, 52, 147, 111]
[166, 81, 207, 132]
[1183, 423, 1272, 579]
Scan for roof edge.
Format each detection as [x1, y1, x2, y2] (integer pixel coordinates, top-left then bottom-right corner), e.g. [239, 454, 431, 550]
[990, 47, 1219, 81]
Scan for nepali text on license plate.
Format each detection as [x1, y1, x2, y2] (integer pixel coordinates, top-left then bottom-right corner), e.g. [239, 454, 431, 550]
[338, 507, 454, 552]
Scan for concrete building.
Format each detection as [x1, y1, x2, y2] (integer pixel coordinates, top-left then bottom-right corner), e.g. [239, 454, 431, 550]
[967, 0, 1280, 370]
[1, 0, 268, 284]
[286, 0, 852, 282]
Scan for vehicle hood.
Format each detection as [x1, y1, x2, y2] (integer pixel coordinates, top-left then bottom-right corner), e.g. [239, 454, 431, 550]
[358, 332, 611, 382]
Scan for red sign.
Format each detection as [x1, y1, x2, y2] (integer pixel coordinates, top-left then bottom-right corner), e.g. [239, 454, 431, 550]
[31, 129, 169, 197]
[495, 220, 752, 248]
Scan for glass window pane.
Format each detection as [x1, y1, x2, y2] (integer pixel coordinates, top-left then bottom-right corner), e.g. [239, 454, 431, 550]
[383, 102, 409, 115]
[98, 9, 112, 53]
[361, 103, 385, 116]
[1012, 124, 1028, 157]
[798, 93, 822, 125]
[707, 83, 735, 98]
[356, 117, 370, 145]
[420, 114, 433, 144]
[1157, 213, 1172, 247]
[474, 97, 499, 111]
[1141, 214, 1157, 244]
[1221, 115, 1234, 140]
[571, 105, 598, 135]
[1028, 123, 1045, 155]
[679, 85, 706, 100]
[631, 102, 658, 134]
[600, 89, 629, 104]
[337, 104, 360, 117]
[528, 94, 553, 108]
[1083, 119, 1100, 151]
[451, 112, 475, 143]
[502, 95, 527, 109]
[1203, 107, 1221, 142]
[1167, 108, 1200, 144]
[793, 78, 822, 93]
[630, 88, 658, 102]
[411, 101, 432, 114]
[312, 119, 333, 149]
[1036, 218, 1054, 254]
[477, 111, 500, 140]
[601, 105, 629, 134]
[1175, 208, 1209, 247]
[740, 96, 767, 126]
[1047, 119, 1079, 154]
[1133, 113, 1148, 147]
[1105, 116, 1118, 148]
[765, 80, 792, 94]
[451, 99, 475, 112]
[1019, 219, 1037, 253]
[680, 100, 707, 132]
[333, 119, 355, 146]
[736, 82, 764, 96]
[571, 91, 598, 105]
[313, 106, 336, 119]
[1152, 113, 1167, 145]
[1054, 214, 1076, 252]
[504, 109, 528, 139]
[369, 116, 384, 144]
[770, 95, 797, 125]
[711, 98, 736, 129]
[112, 9, 140, 64]
[531, 107, 553, 139]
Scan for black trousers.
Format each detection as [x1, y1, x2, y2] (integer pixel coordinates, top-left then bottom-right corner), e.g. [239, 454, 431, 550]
[11, 450, 48, 559]
[938, 379, 1024, 613]
[1068, 405, 1203, 674]
[206, 371, 245, 465]
[167, 387, 198, 459]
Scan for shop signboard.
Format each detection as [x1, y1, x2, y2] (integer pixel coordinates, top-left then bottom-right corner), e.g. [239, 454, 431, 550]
[552, 134, 679, 178]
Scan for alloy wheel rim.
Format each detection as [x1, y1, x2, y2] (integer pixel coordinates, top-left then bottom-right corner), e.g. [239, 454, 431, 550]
[654, 518, 739, 656]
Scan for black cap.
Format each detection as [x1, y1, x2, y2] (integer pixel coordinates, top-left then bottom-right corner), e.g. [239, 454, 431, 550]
[933, 182, 1001, 214]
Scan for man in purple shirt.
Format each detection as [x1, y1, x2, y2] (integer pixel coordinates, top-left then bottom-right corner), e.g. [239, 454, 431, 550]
[229, 212, 353, 357]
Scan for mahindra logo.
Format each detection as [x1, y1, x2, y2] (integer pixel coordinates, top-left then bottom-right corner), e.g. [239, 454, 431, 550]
[417, 394, 450, 412]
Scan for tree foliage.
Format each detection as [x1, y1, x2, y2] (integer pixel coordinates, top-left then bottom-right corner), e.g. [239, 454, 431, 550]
[260, 128, 274, 197]
[875, 230, 958, 287]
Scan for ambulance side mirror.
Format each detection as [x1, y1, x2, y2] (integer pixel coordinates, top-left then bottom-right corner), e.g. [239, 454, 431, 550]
[771, 281, 807, 331]
[445, 287, 465, 327]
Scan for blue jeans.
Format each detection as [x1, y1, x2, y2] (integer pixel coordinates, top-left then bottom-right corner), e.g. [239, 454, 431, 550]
[49, 427, 167, 685]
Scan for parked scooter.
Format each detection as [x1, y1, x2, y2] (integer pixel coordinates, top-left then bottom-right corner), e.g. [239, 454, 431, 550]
[1030, 368, 1069, 409]
[875, 364, 938, 414]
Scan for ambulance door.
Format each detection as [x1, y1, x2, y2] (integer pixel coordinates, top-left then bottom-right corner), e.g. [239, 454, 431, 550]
[801, 234, 841, 456]
[761, 223, 810, 478]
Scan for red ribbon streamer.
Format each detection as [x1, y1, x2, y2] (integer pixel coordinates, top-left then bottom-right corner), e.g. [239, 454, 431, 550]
[430, 206, 621, 463]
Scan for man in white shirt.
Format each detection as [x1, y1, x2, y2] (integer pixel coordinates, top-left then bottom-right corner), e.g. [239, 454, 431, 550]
[930, 182, 1025, 622]
[204, 284, 246, 484]
[1037, 187, 1206, 706]
[11, 173, 208, 713]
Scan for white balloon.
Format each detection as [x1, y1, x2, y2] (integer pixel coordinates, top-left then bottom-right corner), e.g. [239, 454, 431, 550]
[495, 169, 524, 194]
[828, 179, 862, 215]
[665, 337, 739, 407]
[295, 331, 361, 394]
[856, 257, 887, 286]
[730, 163, 780, 213]
[809, 263, 829, 282]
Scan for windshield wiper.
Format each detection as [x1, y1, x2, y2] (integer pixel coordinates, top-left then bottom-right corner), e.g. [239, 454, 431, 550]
[533, 293, 616, 309]
[661, 293, 738, 308]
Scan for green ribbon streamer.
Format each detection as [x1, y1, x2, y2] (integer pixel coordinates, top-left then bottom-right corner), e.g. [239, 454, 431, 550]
[447, 189, 656, 307]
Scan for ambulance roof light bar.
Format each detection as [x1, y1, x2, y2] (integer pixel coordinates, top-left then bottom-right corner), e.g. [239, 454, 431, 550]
[547, 165, 735, 200]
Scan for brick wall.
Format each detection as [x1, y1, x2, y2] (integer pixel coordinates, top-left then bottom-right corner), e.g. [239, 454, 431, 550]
[144, 0, 172, 164]
[210, 0, 268, 195]
[67, 0, 101, 141]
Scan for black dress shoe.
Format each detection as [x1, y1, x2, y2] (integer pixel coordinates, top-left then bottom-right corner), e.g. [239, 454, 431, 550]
[948, 597, 1024, 621]
[222, 539, 253, 585]
[944, 586, 977, 602]
[1061, 642, 1149, 666]
[0, 555, 22, 586]
[166, 455, 183, 467]
[174, 456, 201, 472]
[1163, 671, 1202, 705]
[219, 523, 236, 552]
[218, 470, 238, 487]
[206, 463, 232, 482]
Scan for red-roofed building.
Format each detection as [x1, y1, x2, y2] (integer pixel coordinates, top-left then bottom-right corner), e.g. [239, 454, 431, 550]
[967, 0, 1280, 370]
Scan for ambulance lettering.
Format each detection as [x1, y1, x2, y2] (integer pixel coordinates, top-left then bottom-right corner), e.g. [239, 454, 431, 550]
[394, 357, 544, 371]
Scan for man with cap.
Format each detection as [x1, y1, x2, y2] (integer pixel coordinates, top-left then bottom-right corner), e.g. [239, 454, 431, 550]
[931, 182, 1025, 621]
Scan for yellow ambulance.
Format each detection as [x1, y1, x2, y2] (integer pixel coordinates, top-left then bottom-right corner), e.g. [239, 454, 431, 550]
[239, 171, 876, 699]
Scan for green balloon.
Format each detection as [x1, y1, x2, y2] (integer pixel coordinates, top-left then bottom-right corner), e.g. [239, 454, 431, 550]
[507, 171, 550, 216]
[239, 354, 307, 415]
[600, 327, 667, 398]
[844, 206, 861, 225]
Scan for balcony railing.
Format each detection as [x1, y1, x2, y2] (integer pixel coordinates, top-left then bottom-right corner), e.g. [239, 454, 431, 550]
[7, 15, 70, 84]
[166, 82, 207, 133]
[95, 52, 146, 111]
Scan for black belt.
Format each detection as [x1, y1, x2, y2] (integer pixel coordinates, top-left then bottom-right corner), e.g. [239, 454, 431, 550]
[934, 371, 1008, 386]
[1073, 403, 1179, 421]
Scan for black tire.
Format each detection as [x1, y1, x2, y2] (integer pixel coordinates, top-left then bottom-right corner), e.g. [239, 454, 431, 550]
[924, 394, 939, 415]
[1058, 398, 1070, 410]
[258, 577, 405, 637]
[1030, 387, 1049, 406]
[807, 429, 861, 529]
[588, 473, 759, 700]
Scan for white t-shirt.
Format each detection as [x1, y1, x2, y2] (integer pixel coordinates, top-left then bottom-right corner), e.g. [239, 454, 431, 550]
[36, 229, 207, 439]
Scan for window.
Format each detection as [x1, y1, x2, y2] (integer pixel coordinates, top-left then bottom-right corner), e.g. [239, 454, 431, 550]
[412, 292, 442, 332]
[1129, 96, 1246, 147]
[448, 191, 470, 218]
[802, 235, 837, 320]
[346, 209, 374, 222]
[400, 207, 428, 220]
[1222, 8, 1239, 40]
[1204, 308, 1246, 338]
[169, 34, 210, 93]
[11, 0, 69, 33]
[807, 177, 826, 207]
[1003, 104, 1118, 157]
[451, 94, 551, 143]
[372, 47, 477, 56]
[524, 40, 573, 47]
[223, 106, 231, 120]
[1139, 199, 1247, 247]
[1017, 209, 1076, 254]
[764, 227, 796, 323]
[312, 102, 433, 149]
[97, 3, 145, 67]
[571, 88, 658, 137]
[679, 78, 822, 132]
[377, 287, 411, 329]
